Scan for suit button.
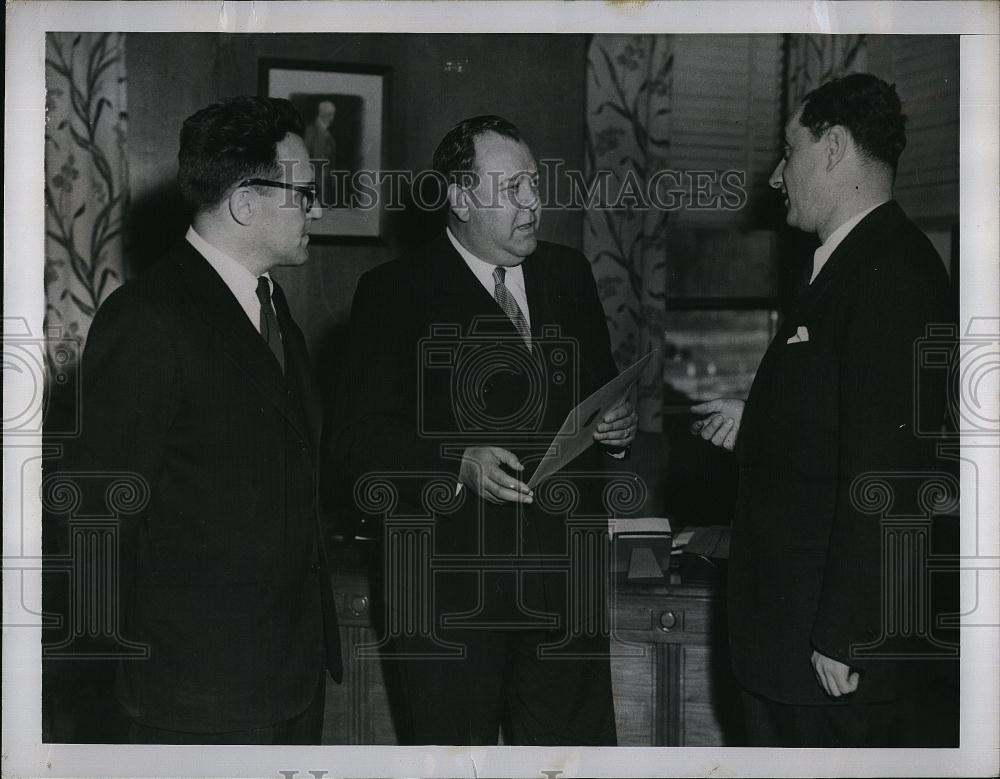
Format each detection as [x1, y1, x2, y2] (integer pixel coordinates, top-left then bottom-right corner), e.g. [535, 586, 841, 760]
[310, 561, 322, 574]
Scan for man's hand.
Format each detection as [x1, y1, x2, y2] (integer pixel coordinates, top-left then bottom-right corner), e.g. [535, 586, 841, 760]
[689, 398, 745, 451]
[811, 650, 860, 698]
[459, 446, 534, 505]
[593, 397, 638, 449]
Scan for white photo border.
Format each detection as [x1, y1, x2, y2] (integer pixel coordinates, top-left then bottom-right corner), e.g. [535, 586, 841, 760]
[4, 2, 998, 777]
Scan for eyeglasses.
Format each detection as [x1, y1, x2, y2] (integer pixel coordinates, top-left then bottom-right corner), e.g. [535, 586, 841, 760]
[240, 178, 318, 212]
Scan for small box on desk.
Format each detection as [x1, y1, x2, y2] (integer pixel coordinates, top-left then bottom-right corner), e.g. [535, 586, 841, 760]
[609, 516, 673, 583]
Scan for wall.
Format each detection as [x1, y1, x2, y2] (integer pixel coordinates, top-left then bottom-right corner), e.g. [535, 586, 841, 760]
[867, 35, 960, 229]
[125, 33, 587, 387]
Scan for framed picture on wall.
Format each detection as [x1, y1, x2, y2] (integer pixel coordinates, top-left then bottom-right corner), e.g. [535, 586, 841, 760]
[260, 59, 388, 241]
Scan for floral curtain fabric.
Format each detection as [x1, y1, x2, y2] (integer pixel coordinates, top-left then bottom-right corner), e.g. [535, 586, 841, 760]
[584, 35, 674, 433]
[44, 32, 129, 381]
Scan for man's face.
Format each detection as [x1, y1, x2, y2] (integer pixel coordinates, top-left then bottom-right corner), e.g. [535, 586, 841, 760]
[460, 132, 540, 267]
[318, 102, 335, 128]
[769, 107, 829, 235]
[257, 133, 321, 269]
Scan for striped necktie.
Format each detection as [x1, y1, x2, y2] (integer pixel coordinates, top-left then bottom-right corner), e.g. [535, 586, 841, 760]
[255, 276, 284, 373]
[492, 266, 531, 350]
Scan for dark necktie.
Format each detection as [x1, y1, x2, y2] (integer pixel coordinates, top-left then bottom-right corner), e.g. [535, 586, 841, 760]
[492, 266, 532, 350]
[255, 276, 284, 373]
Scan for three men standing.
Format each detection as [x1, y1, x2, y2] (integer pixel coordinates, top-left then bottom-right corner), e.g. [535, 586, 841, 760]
[69, 73, 953, 749]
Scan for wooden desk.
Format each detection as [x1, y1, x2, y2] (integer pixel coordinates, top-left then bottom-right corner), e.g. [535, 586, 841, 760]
[322, 562, 399, 745]
[610, 574, 742, 745]
[322, 547, 742, 745]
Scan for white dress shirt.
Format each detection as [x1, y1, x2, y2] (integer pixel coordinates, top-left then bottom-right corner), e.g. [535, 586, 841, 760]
[186, 226, 275, 332]
[445, 227, 624, 479]
[810, 201, 886, 284]
[446, 227, 531, 328]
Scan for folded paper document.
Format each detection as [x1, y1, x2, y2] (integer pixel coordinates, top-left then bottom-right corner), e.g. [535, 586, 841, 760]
[527, 349, 658, 489]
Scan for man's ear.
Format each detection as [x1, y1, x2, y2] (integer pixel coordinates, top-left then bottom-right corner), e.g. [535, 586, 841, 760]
[447, 182, 470, 223]
[228, 186, 254, 226]
[825, 125, 849, 172]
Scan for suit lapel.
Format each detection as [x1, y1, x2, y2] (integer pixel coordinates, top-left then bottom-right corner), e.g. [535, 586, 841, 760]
[521, 250, 546, 341]
[808, 202, 900, 289]
[793, 202, 900, 319]
[432, 234, 522, 335]
[431, 232, 549, 347]
[171, 241, 312, 445]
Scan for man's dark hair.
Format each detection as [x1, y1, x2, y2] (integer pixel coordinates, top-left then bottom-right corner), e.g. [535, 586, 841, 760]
[433, 115, 524, 188]
[178, 96, 305, 211]
[799, 73, 907, 171]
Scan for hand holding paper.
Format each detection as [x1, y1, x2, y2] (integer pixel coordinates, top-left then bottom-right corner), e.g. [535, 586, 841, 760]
[593, 396, 638, 449]
[527, 349, 657, 489]
[459, 446, 534, 505]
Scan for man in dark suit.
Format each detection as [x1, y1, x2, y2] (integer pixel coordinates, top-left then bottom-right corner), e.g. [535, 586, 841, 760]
[330, 115, 636, 745]
[72, 96, 341, 743]
[691, 74, 954, 746]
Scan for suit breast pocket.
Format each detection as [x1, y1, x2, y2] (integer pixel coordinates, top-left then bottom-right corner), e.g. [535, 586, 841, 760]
[775, 338, 825, 391]
[759, 337, 839, 460]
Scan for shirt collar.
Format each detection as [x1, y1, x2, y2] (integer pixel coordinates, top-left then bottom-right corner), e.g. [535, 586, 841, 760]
[186, 226, 269, 291]
[186, 226, 270, 330]
[810, 201, 886, 283]
[446, 226, 525, 288]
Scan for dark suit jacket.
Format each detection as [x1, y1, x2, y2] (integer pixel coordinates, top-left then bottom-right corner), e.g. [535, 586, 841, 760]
[330, 233, 620, 628]
[729, 201, 954, 705]
[73, 239, 341, 733]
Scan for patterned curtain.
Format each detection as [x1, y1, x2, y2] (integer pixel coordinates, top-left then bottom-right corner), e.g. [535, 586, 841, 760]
[585, 35, 673, 433]
[44, 32, 129, 382]
[785, 34, 868, 114]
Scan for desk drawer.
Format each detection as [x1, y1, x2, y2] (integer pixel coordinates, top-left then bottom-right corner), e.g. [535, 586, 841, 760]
[612, 594, 717, 641]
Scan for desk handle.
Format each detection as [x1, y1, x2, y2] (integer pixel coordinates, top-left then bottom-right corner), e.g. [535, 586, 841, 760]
[658, 610, 679, 632]
[349, 594, 369, 616]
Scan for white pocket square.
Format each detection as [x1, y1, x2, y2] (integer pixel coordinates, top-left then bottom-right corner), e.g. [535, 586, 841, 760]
[786, 325, 810, 344]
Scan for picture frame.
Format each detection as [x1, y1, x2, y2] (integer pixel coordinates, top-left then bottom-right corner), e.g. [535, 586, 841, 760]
[260, 58, 389, 242]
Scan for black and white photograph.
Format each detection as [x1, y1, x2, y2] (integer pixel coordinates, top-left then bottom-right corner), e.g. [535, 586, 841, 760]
[3, 2, 998, 778]
[262, 59, 388, 238]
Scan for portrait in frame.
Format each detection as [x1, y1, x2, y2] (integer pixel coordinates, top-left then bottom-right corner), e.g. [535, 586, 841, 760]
[260, 59, 389, 241]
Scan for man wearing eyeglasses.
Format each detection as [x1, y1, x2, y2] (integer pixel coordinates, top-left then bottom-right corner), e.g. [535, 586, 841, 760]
[70, 96, 341, 743]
